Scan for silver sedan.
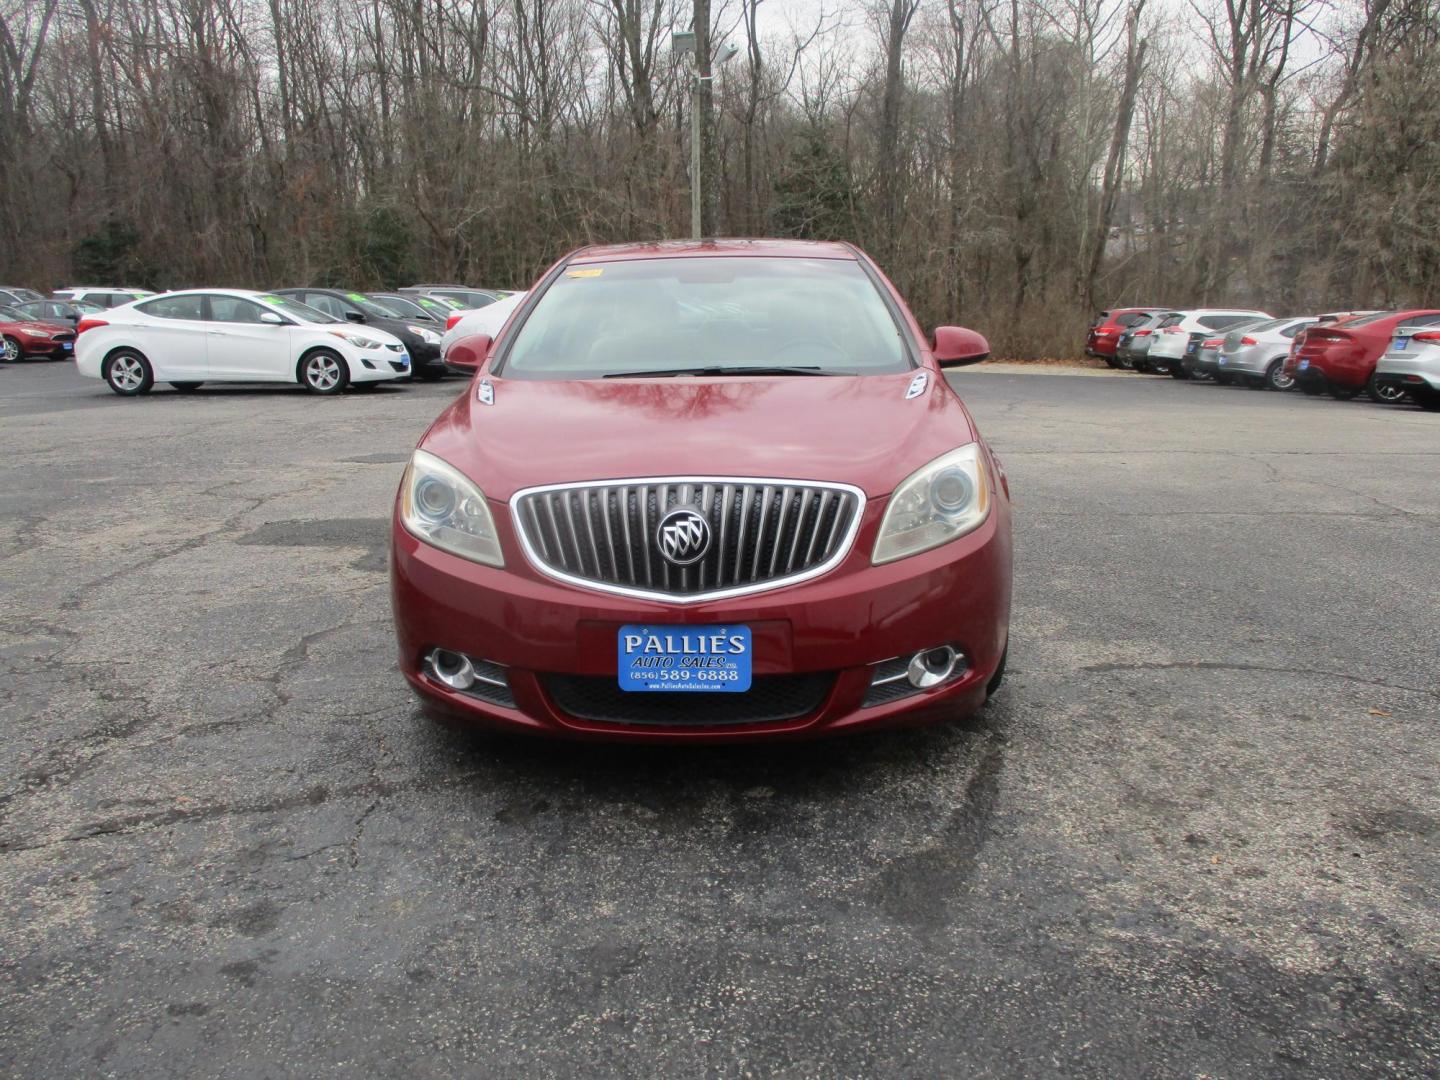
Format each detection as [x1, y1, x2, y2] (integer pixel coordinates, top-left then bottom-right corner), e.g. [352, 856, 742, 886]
[1215, 317, 1319, 390]
[1374, 323, 1440, 411]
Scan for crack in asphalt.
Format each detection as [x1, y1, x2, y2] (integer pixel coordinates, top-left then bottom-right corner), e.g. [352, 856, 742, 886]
[51, 480, 317, 614]
[0, 765, 483, 856]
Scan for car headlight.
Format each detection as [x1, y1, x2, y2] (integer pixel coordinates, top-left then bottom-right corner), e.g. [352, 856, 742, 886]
[400, 450, 504, 567]
[872, 444, 992, 564]
[407, 326, 442, 345]
[327, 329, 384, 349]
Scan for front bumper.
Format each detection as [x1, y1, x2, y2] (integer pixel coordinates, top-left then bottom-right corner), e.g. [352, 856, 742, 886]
[409, 342, 443, 372]
[351, 346, 410, 382]
[390, 496, 1012, 742]
[24, 339, 75, 359]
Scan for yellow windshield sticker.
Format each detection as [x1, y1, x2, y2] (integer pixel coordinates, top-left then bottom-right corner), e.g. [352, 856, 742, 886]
[565, 268, 603, 279]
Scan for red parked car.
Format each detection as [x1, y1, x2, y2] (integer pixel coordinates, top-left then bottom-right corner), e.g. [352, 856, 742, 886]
[1086, 307, 1163, 365]
[1285, 309, 1440, 401]
[0, 305, 77, 362]
[390, 239, 1013, 742]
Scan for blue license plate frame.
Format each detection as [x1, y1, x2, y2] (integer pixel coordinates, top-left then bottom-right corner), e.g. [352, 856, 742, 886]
[618, 625, 752, 693]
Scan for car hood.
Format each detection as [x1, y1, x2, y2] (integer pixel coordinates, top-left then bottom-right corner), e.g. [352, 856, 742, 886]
[419, 371, 977, 501]
[365, 315, 437, 342]
[2, 320, 65, 335]
[305, 322, 405, 347]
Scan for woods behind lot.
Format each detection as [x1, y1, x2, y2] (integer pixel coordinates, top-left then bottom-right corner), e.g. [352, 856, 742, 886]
[0, 0, 1437, 356]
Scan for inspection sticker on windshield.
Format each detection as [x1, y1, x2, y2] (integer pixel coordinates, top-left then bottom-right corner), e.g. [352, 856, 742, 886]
[565, 267, 603, 279]
[618, 625, 752, 693]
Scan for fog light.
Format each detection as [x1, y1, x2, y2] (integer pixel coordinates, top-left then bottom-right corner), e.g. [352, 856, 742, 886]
[428, 648, 476, 690]
[907, 646, 959, 689]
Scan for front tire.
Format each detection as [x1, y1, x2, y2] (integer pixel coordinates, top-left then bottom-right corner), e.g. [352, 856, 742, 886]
[1298, 378, 1326, 396]
[104, 349, 154, 396]
[1366, 375, 1407, 404]
[1266, 359, 1295, 391]
[299, 349, 349, 395]
[1329, 384, 1360, 401]
[1, 336, 20, 363]
[1215, 372, 1234, 386]
[1169, 365, 1190, 380]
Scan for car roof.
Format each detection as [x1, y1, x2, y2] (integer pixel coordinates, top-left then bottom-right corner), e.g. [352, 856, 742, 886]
[1161, 308, 1267, 318]
[567, 238, 858, 264]
[131, 288, 277, 301]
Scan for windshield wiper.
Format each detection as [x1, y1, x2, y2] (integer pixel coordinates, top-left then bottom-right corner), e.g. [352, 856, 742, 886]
[603, 365, 832, 378]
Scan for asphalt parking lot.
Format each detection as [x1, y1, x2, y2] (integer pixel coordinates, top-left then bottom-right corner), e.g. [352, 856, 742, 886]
[3, 361, 1438, 1077]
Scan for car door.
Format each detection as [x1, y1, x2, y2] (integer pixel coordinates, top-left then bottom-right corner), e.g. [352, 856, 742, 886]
[130, 294, 209, 377]
[203, 295, 293, 380]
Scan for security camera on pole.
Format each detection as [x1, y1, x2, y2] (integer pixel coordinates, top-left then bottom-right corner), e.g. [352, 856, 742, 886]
[672, 19, 739, 240]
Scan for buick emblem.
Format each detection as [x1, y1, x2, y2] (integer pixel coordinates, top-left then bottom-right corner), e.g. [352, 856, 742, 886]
[657, 506, 711, 566]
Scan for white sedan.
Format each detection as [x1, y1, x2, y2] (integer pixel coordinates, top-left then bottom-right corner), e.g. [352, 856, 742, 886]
[440, 291, 527, 369]
[75, 289, 412, 396]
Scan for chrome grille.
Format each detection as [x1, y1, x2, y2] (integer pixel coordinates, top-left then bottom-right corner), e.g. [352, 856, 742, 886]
[511, 477, 864, 602]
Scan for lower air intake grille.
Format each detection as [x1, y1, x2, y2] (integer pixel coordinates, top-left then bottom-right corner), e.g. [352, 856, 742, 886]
[543, 673, 833, 727]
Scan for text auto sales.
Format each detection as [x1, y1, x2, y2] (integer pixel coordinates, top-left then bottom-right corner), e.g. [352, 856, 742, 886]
[624, 631, 747, 668]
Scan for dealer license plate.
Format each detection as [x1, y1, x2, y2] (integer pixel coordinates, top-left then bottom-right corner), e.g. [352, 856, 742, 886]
[618, 625, 752, 693]
[1299, 359, 1310, 370]
[1392, 337, 1409, 351]
[62, 342, 73, 351]
[1218, 355, 1227, 364]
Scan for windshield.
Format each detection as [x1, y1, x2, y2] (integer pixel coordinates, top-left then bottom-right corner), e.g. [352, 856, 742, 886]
[500, 257, 910, 379]
[256, 294, 340, 324]
[337, 291, 402, 320]
[368, 295, 426, 319]
[1342, 311, 1397, 327]
[1243, 318, 1289, 334]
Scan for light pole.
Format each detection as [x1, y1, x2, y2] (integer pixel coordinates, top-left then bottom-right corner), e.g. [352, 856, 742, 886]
[672, 31, 739, 240]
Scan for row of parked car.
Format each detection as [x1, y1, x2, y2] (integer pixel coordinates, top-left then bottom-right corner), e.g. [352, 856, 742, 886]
[0, 282, 521, 394]
[1086, 306, 1440, 410]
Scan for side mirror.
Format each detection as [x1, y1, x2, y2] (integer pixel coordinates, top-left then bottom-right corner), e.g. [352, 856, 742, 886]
[445, 333, 492, 376]
[931, 326, 990, 367]
[344, 310, 366, 323]
[259, 311, 284, 326]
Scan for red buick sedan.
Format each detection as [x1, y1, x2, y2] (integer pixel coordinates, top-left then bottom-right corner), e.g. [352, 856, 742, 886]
[390, 240, 1013, 741]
